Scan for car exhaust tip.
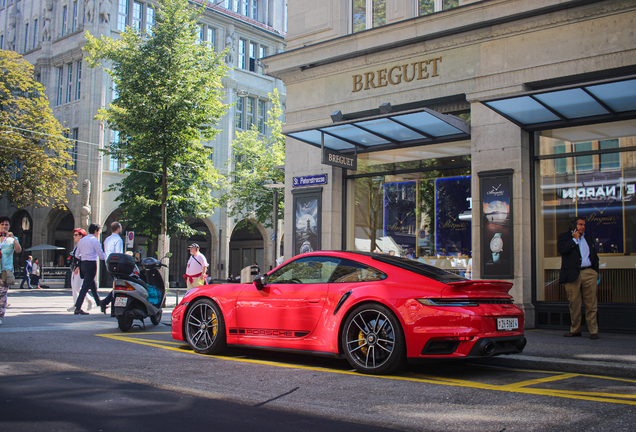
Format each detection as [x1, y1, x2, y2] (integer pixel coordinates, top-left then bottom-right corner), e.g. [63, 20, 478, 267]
[483, 341, 495, 355]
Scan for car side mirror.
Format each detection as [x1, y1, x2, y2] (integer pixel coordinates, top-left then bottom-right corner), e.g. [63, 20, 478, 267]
[253, 275, 266, 290]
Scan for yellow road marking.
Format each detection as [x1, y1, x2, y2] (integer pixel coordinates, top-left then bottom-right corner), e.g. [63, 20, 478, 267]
[499, 373, 580, 389]
[97, 332, 636, 406]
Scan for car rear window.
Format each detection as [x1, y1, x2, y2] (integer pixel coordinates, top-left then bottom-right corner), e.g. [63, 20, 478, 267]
[369, 254, 467, 282]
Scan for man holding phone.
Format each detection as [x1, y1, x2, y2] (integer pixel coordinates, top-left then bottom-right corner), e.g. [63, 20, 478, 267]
[557, 217, 599, 339]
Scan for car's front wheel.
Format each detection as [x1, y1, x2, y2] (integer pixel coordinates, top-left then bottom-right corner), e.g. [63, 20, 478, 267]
[185, 298, 226, 354]
[342, 303, 405, 374]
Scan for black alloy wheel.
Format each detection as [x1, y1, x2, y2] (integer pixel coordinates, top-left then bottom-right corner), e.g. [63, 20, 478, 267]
[185, 298, 226, 355]
[341, 303, 405, 375]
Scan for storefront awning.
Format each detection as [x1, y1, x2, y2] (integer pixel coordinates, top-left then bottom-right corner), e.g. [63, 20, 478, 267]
[481, 76, 636, 130]
[285, 107, 471, 155]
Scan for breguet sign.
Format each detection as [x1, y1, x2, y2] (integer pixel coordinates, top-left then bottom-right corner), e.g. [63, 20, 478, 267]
[322, 147, 357, 170]
[352, 56, 442, 92]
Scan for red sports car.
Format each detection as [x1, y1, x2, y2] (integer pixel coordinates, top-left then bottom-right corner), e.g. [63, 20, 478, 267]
[171, 251, 525, 374]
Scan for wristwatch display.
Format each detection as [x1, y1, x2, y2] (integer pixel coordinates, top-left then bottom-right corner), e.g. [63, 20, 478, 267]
[490, 233, 503, 262]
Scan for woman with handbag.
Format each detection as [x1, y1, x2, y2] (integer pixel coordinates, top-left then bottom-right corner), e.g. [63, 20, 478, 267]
[31, 258, 41, 289]
[0, 215, 22, 325]
[67, 228, 92, 312]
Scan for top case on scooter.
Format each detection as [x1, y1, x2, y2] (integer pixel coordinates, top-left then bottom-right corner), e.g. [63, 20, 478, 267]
[107, 253, 137, 277]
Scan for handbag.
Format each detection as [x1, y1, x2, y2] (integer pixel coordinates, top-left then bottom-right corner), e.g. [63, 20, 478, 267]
[2, 269, 15, 285]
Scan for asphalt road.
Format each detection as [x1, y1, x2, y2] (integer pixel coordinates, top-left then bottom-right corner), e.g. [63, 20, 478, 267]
[1, 289, 635, 432]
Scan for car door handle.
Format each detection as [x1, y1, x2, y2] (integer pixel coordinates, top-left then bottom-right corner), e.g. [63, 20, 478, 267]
[306, 299, 321, 303]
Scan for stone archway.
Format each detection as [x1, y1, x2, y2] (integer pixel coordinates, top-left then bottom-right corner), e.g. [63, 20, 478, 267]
[229, 220, 266, 278]
[42, 207, 74, 268]
[169, 218, 217, 287]
[10, 210, 33, 267]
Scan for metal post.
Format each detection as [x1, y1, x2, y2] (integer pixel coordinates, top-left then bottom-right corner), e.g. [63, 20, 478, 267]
[218, 228, 222, 281]
[273, 189, 278, 270]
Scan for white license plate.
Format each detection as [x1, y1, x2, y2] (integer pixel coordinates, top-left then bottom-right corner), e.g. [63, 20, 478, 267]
[497, 318, 518, 331]
[114, 297, 128, 307]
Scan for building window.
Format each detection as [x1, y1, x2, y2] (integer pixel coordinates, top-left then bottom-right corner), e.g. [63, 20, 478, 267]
[196, 24, 203, 44]
[249, 42, 257, 72]
[57, 67, 64, 105]
[72, 0, 78, 32]
[238, 39, 246, 69]
[246, 97, 254, 128]
[235, 96, 244, 129]
[0, 35, 4, 50]
[257, 100, 265, 134]
[62, 5, 68, 36]
[241, 0, 248, 16]
[118, 0, 128, 31]
[66, 63, 73, 103]
[232, 0, 240, 14]
[33, 19, 38, 49]
[65, 128, 78, 171]
[251, 0, 258, 20]
[575, 142, 593, 172]
[109, 131, 120, 171]
[420, 0, 460, 16]
[23, 23, 28, 52]
[207, 27, 215, 47]
[75, 61, 82, 100]
[258, 46, 267, 74]
[146, 5, 154, 35]
[132, 1, 142, 31]
[353, 0, 386, 33]
[600, 139, 620, 170]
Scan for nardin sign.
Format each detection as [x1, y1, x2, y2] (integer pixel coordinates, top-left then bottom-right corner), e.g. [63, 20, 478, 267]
[322, 147, 357, 170]
[352, 56, 442, 93]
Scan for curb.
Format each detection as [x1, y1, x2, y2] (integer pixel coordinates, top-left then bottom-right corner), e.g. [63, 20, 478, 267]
[473, 354, 636, 378]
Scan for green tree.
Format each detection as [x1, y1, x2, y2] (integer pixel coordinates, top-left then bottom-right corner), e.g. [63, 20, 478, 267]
[0, 50, 76, 208]
[83, 0, 228, 257]
[223, 89, 285, 228]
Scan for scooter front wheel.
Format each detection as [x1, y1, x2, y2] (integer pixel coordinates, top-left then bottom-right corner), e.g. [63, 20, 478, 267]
[185, 299, 226, 354]
[151, 309, 162, 326]
[117, 311, 134, 332]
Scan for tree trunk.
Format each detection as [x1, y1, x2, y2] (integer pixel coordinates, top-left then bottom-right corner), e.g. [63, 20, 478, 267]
[158, 160, 170, 289]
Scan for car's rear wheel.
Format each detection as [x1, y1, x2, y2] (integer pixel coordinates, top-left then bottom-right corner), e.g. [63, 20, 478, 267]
[342, 304, 405, 375]
[185, 298, 226, 354]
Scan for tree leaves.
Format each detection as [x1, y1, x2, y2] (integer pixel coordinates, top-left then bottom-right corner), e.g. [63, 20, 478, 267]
[84, 0, 228, 240]
[0, 50, 77, 208]
[222, 89, 285, 229]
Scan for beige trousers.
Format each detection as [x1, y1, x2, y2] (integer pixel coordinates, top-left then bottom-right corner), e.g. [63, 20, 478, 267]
[564, 268, 599, 334]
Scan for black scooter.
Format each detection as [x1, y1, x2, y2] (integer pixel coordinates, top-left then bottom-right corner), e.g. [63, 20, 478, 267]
[106, 252, 170, 332]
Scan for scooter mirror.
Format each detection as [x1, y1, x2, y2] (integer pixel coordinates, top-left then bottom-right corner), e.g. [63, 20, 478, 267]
[253, 275, 266, 290]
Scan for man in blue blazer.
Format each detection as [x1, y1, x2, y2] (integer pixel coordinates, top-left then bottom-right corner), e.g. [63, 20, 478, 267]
[557, 217, 599, 339]
[19, 255, 33, 289]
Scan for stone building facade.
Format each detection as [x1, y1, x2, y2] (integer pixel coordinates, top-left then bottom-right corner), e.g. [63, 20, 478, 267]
[265, 0, 636, 332]
[0, 0, 287, 285]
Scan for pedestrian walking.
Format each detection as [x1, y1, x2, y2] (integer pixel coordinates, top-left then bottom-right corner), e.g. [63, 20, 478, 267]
[0, 215, 22, 325]
[31, 258, 41, 289]
[183, 243, 208, 289]
[558, 217, 600, 340]
[66, 228, 93, 312]
[72, 223, 105, 315]
[20, 255, 33, 289]
[101, 221, 123, 314]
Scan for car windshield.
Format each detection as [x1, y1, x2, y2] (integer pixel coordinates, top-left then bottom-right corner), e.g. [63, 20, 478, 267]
[359, 253, 468, 282]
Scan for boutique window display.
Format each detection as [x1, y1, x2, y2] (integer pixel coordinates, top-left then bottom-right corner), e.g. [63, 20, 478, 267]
[534, 119, 636, 306]
[346, 141, 472, 275]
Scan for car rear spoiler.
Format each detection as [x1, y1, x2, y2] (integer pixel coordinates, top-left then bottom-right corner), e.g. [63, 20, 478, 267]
[442, 280, 514, 298]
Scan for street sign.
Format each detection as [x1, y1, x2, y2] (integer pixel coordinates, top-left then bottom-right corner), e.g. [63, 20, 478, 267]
[126, 231, 134, 249]
[292, 174, 328, 188]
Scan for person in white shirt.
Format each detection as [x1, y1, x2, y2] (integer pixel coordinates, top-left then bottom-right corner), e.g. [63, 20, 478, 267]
[72, 223, 106, 315]
[101, 221, 124, 314]
[184, 243, 208, 289]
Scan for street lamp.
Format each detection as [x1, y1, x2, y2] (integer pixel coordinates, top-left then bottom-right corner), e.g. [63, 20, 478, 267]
[264, 182, 285, 270]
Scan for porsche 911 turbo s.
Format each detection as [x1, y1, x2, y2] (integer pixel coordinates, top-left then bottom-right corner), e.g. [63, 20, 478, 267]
[171, 251, 526, 374]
